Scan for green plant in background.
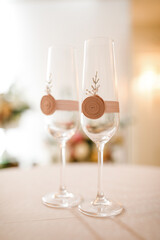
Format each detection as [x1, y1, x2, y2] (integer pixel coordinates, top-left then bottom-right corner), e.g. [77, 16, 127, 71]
[0, 84, 30, 168]
[0, 85, 29, 128]
[0, 152, 19, 169]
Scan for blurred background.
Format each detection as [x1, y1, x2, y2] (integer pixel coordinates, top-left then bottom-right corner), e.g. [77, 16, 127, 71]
[0, 0, 160, 169]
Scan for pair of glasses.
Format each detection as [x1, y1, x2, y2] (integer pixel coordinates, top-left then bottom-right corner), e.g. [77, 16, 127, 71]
[40, 38, 123, 217]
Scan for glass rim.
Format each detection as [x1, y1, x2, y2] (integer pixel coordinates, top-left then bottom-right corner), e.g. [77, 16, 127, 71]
[84, 37, 114, 44]
[48, 44, 74, 50]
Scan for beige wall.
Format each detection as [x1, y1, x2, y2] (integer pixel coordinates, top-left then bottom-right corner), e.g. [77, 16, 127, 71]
[131, 0, 160, 165]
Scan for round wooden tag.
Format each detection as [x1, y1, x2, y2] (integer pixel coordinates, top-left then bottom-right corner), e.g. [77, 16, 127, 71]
[40, 94, 56, 115]
[82, 95, 105, 119]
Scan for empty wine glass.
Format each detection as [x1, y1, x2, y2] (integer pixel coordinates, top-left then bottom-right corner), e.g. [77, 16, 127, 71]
[79, 38, 123, 217]
[41, 45, 81, 208]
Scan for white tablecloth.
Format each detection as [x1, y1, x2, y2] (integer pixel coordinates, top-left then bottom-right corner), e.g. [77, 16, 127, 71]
[0, 163, 160, 240]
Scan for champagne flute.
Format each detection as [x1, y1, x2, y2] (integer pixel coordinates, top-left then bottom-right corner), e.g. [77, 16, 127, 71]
[79, 38, 123, 217]
[41, 45, 81, 208]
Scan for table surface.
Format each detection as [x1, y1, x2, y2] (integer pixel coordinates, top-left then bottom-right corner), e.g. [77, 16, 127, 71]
[0, 163, 160, 240]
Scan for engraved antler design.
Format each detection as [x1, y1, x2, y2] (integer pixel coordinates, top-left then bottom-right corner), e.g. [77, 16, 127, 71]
[86, 71, 100, 96]
[46, 73, 53, 94]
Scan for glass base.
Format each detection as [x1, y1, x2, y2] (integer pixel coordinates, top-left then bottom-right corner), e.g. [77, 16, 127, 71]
[42, 187, 82, 208]
[78, 194, 123, 217]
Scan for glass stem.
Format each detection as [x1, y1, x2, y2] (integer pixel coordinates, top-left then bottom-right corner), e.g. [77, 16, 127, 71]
[59, 140, 66, 193]
[97, 142, 105, 198]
